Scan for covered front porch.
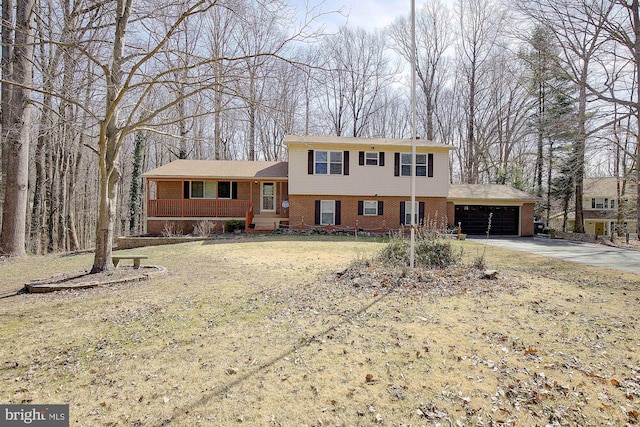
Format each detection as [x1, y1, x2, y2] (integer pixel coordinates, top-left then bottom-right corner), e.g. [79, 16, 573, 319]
[141, 160, 289, 235]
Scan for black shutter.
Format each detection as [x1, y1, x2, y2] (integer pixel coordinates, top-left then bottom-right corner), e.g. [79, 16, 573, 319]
[419, 202, 425, 225]
[335, 200, 341, 225]
[378, 201, 384, 215]
[315, 200, 321, 225]
[343, 151, 349, 175]
[308, 150, 314, 174]
[358, 201, 364, 216]
[428, 153, 434, 177]
[183, 181, 190, 199]
[394, 153, 400, 176]
[400, 201, 405, 225]
[232, 182, 238, 199]
[359, 151, 365, 165]
[379, 152, 385, 167]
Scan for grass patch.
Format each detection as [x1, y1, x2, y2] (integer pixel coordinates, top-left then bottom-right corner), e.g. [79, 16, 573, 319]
[0, 236, 639, 425]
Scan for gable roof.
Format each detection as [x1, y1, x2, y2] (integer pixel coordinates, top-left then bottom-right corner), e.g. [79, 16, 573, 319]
[584, 177, 636, 197]
[142, 160, 288, 179]
[284, 134, 455, 150]
[448, 184, 538, 202]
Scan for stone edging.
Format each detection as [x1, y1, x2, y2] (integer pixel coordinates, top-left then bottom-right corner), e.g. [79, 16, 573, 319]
[23, 265, 168, 293]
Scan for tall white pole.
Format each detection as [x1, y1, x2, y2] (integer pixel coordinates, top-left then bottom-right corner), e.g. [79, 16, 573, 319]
[410, 0, 417, 269]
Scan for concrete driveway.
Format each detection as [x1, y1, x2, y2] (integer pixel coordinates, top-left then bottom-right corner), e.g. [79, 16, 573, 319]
[469, 236, 640, 275]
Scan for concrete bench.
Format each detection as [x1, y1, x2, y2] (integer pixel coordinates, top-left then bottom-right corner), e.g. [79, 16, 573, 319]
[112, 254, 148, 268]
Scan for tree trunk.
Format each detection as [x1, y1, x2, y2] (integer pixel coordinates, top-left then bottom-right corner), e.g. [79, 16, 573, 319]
[67, 150, 81, 251]
[129, 130, 144, 233]
[0, 0, 14, 232]
[466, 65, 477, 184]
[633, 0, 640, 239]
[91, 0, 131, 272]
[92, 128, 121, 273]
[1, 0, 35, 257]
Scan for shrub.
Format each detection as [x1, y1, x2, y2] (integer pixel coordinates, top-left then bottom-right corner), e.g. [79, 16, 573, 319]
[162, 222, 183, 237]
[225, 219, 244, 233]
[377, 228, 460, 269]
[193, 220, 217, 237]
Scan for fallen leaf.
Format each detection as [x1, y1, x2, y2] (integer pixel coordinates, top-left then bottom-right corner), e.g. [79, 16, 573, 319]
[611, 378, 620, 387]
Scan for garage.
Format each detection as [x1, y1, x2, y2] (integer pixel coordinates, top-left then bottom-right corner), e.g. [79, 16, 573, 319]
[447, 184, 538, 237]
[454, 205, 519, 235]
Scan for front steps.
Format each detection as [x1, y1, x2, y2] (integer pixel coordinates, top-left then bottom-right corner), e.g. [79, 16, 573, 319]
[250, 214, 283, 231]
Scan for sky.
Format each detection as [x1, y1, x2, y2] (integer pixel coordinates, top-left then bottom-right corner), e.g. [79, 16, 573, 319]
[325, 0, 414, 29]
[295, 0, 429, 32]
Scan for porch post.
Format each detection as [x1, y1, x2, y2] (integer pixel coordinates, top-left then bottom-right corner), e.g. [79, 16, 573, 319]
[250, 181, 254, 212]
[143, 178, 148, 234]
[279, 181, 283, 217]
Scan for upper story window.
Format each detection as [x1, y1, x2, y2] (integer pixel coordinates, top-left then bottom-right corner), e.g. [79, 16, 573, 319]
[365, 152, 378, 165]
[358, 151, 385, 167]
[591, 197, 614, 209]
[396, 153, 433, 177]
[190, 181, 216, 199]
[315, 151, 343, 175]
[401, 154, 426, 176]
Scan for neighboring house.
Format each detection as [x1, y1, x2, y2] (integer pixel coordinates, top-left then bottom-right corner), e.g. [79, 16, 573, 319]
[141, 135, 537, 236]
[549, 177, 637, 236]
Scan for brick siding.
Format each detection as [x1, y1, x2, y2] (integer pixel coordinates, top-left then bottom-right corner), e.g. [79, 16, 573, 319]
[288, 195, 449, 231]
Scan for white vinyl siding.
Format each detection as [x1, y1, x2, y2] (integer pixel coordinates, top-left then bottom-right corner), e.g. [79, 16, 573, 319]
[288, 145, 451, 197]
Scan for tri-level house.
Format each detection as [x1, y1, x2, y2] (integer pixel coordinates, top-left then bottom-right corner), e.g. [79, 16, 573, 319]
[142, 135, 537, 236]
[550, 177, 637, 236]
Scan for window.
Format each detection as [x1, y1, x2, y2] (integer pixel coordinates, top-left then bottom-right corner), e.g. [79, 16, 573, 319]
[404, 201, 419, 225]
[315, 151, 343, 175]
[365, 152, 379, 166]
[218, 181, 232, 199]
[591, 198, 610, 209]
[358, 200, 383, 216]
[363, 201, 378, 216]
[315, 200, 341, 225]
[190, 181, 216, 199]
[400, 154, 427, 176]
[320, 200, 335, 225]
[359, 151, 385, 166]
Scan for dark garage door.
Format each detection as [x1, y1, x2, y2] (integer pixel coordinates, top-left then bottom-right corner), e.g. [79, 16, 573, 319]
[454, 205, 520, 235]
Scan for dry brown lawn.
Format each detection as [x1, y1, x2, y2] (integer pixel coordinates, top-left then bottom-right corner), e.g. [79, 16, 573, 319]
[0, 235, 639, 426]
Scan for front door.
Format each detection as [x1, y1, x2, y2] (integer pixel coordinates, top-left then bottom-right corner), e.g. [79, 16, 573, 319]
[595, 222, 605, 236]
[261, 182, 275, 212]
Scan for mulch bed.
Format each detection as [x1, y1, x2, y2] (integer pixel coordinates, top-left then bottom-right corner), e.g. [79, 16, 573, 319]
[23, 265, 167, 293]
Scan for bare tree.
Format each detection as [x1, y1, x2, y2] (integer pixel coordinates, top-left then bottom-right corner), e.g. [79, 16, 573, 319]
[588, 0, 640, 236]
[316, 26, 399, 138]
[456, 0, 507, 184]
[1, 0, 35, 256]
[519, 0, 615, 233]
[389, 0, 453, 141]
